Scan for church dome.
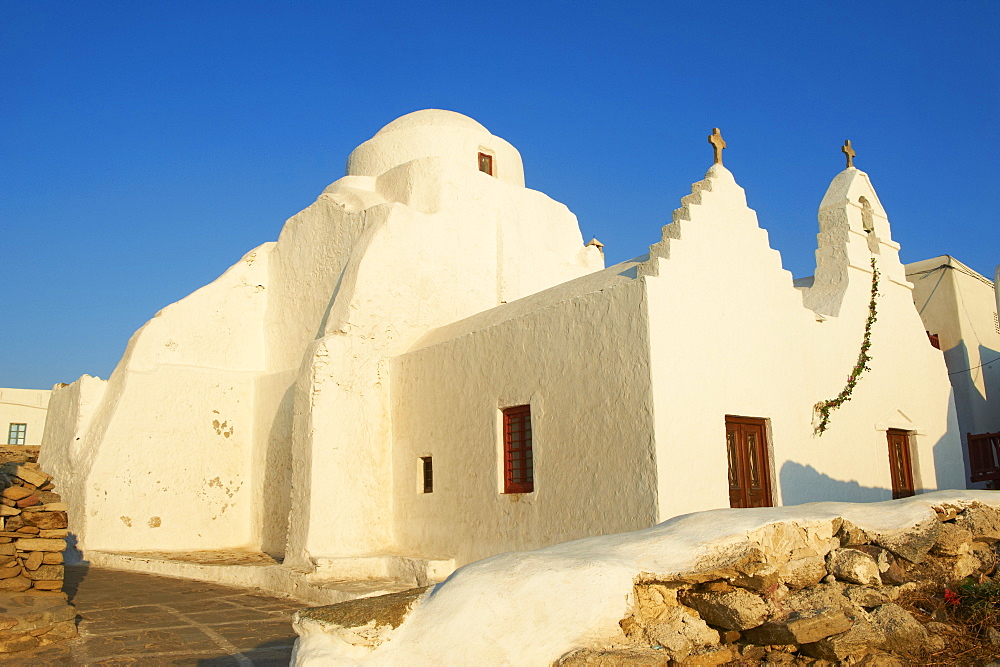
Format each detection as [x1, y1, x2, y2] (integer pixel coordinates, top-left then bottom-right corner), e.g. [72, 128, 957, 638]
[346, 109, 525, 188]
[374, 109, 489, 137]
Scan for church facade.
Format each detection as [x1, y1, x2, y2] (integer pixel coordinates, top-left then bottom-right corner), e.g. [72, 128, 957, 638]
[41, 111, 964, 575]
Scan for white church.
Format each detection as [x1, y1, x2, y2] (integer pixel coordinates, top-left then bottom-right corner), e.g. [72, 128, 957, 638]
[42, 110, 964, 577]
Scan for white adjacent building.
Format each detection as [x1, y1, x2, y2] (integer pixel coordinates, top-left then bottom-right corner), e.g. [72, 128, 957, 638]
[906, 256, 1000, 487]
[41, 110, 964, 579]
[0, 388, 50, 449]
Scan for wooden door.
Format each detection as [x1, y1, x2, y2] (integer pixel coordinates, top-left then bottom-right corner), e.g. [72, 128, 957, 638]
[726, 416, 773, 508]
[887, 429, 915, 499]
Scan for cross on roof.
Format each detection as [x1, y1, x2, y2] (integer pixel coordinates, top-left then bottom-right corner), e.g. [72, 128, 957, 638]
[708, 128, 726, 165]
[842, 140, 856, 169]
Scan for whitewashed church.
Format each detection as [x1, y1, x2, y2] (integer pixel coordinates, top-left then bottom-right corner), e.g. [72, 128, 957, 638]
[42, 110, 964, 577]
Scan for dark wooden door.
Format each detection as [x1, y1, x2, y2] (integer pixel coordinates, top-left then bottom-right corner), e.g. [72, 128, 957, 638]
[726, 416, 773, 508]
[887, 429, 915, 499]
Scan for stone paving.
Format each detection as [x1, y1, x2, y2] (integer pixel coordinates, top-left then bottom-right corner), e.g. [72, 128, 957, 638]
[9, 564, 304, 665]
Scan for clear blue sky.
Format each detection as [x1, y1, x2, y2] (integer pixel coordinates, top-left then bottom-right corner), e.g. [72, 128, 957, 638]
[3, 1, 998, 389]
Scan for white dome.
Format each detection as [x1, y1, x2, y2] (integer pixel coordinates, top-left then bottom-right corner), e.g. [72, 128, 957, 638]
[347, 110, 525, 187]
[375, 109, 489, 136]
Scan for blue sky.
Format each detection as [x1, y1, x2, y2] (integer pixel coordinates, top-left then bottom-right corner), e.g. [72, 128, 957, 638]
[3, 1, 998, 389]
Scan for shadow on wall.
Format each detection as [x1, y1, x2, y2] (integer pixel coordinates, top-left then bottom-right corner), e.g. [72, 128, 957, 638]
[779, 461, 888, 506]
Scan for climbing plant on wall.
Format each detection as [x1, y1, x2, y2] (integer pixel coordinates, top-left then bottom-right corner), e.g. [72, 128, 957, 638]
[814, 258, 880, 435]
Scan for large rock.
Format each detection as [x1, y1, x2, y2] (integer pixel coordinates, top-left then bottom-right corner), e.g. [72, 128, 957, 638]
[799, 608, 886, 661]
[679, 588, 769, 631]
[778, 556, 827, 589]
[869, 603, 933, 659]
[869, 517, 942, 564]
[21, 512, 67, 531]
[741, 607, 852, 645]
[11, 539, 64, 553]
[827, 548, 881, 585]
[955, 504, 1000, 543]
[645, 606, 719, 660]
[931, 523, 974, 557]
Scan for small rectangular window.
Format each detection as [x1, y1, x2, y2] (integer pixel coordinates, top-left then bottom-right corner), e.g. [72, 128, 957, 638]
[502, 405, 533, 493]
[420, 456, 433, 493]
[7, 424, 26, 446]
[478, 152, 494, 176]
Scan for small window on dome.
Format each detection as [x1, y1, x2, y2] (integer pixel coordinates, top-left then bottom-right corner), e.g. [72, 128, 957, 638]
[478, 152, 494, 176]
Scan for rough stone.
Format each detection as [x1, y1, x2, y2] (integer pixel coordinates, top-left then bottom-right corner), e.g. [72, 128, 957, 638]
[0, 578, 31, 593]
[40, 553, 62, 565]
[845, 586, 889, 608]
[24, 565, 63, 581]
[21, 512, 67, 531]
[0, 545, 13, 557]
[869, 517, 942, 564]
[2, 516, 22, 533]
[682, 645, 735, 666]
[0, 566, 20, 580]
[799, 609, 886, 661]
[782, 581, 850, 614]
[645, 606, 719, 659]
[741, 607, 852, 645]
[0, 488, 31, 502]
[954, 553, 982, 579]
[30, 580, 63, 591]
[15, 527, 39, 535]
[36, 491, 61, 505]
[13, 495, 39, 509]
[955, 504, 1000, 542]
[37, 529, 68, 539]
[837, 519, 871, 547]
[847, 545, 908, 585]
[679, 588, 769, 631]
[732, 566, 779, 593]
[925, 621, 950, 635]
[932, 523, 974, 556]
[869, 603, 932, 659]
[778, 555, 827, 589]
[12, 539, 65, 553]
[0, 507, 19, 517]
[22, 552, 41, 571]
[827, 548, 881, 585]
[13, 467, 48, 489]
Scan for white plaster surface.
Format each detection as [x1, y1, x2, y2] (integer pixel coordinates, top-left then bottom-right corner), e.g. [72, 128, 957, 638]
[292, 490, 999, 666]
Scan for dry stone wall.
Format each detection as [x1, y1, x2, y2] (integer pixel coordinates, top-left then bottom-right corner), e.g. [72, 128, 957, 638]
[559, 502, 1000, 665]
[0, 461, 76, 653]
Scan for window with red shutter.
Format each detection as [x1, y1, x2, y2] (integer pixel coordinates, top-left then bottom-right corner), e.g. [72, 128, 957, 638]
[502, 405, 533, 494]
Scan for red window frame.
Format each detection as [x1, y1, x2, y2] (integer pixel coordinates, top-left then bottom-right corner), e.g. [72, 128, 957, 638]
[502, 405, 533, 493]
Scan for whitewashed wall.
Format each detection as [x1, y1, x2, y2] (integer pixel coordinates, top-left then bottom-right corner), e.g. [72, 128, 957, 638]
[391, 266, 656, 566]
[0, 388, 51, 446]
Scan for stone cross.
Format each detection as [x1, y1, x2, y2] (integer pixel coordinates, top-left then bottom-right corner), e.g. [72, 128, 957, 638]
[708, 128, 726, 165]
[842, 140, 856, 169]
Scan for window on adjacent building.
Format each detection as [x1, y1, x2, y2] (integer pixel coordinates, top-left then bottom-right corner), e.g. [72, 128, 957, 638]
[7, 424, 26, 446]
[478, 152, 494, 176]
[420, 456, 433, 494]
[502, 405, 533, 493]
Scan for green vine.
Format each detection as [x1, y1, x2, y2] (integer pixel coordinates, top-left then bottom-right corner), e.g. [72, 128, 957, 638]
[814, 257, 880, 435]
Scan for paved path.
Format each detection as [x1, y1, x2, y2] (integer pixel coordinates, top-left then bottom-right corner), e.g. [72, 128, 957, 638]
[11, 565, 304, 665]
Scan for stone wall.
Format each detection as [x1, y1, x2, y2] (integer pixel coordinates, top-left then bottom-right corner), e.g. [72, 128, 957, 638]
[0, 462, 75, 653]
[561, 502, 1000, 664]
[290, 494, 1000, 665]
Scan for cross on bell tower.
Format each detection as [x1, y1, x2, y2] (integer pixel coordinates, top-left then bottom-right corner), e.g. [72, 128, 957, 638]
[842, 140, 856, 169]
[708, 128, 726, 165]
